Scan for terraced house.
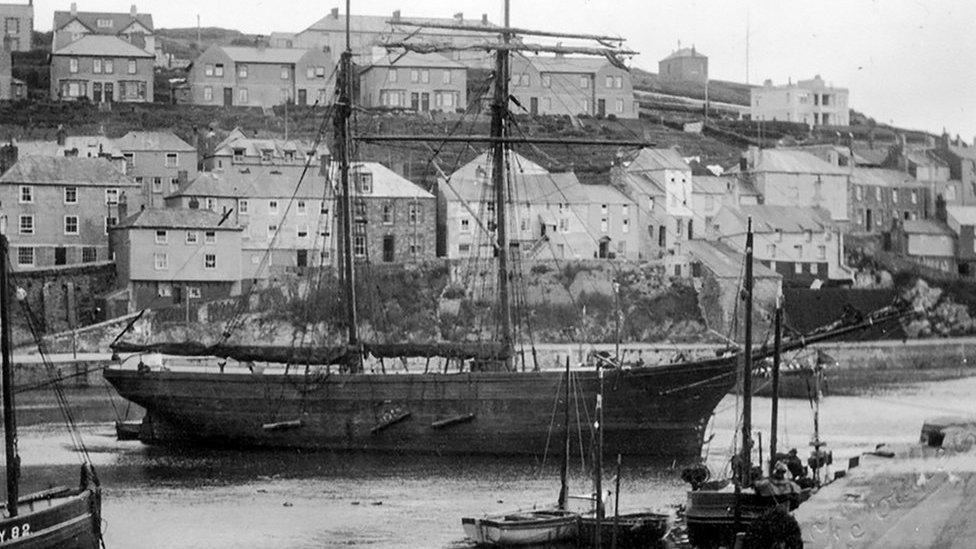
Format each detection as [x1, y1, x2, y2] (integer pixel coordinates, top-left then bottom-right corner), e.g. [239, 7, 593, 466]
[50, 34, 154, 102]
[508, 54, 637, 118]
[203, 127, 330, 171]
[115, 131, 197, 208]
[359, 52, 467, 112]
[0, 155, 138, 269]
[185, 44, 334, 108]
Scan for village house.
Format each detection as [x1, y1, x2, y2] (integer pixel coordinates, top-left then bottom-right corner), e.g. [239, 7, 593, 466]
[889, 219, 956, 274]
[165, 165, 330, 279]
[658, 46, 707, 84]
[690, 175, 737, 228]
[731, 148, 850, 224]
[849, 168, 927, 233]
[49, 34, 154, 102]
[933, 135, 976, 205]
[945, 206, 976, 276]
[0, 155, 138, 269]
[203, 127, 330, 171]
[110, 206, 243, 311]
[885, 140, 962, 215]
[710, 204, 852, 286]
[184, 44, 334, 108]
[0, 0, 33, 52]
[439, 151, 639, 261]
[358, 52, 467, 112]
[508, 54, 638, 118]
[52, 3, 154, 53]
[116, 131, 197, 209]
[750, 75, 850, 126]
[611, 148, 693, 261]
[276, 9, 496, 67]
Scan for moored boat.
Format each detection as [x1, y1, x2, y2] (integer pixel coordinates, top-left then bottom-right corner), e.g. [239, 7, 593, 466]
[461, 510, 580, 546]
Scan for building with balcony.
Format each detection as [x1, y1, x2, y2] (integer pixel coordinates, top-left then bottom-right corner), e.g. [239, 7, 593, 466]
[750, 75, 849, 126]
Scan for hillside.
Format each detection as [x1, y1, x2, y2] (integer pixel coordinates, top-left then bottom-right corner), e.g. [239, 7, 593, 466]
[631, 67, 753, 106]
[156, 27, 265, 61]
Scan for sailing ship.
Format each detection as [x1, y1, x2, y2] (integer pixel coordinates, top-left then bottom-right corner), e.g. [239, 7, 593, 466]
[0, 231, 103, 548]
[102, 2, 908, 462]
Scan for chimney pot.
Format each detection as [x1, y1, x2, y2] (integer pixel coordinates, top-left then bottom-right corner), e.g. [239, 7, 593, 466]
[331, 7, 339, 19]
[453, 12, 463, 24]
[481, 13, 488, 25]
[117, 193, 128, 221]
[130, 4, 137, 16]
[392, 10, 400, 21]
[70, 2, 77, 15]
[177, 170, 188, 189]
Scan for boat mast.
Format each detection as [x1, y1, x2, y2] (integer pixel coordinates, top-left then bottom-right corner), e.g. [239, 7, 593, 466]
[491, 0, 513, 368]
[557, 356, 570, 510]
[594, 363, 605, 546]
[335, 0, 359, 362]
[734, 218, 754, 531]
[769, 293, 782, 475]
[0, 230, 20, 516]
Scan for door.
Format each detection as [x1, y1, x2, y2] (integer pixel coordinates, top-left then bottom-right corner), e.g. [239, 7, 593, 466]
[298, 89, 307, 105]
[223, 87, 233, 106]
[172, 285, 183, 305]
[383, 235, 395, 262]
[54, 247, 67, 265]
[92, 83, 102, 103]
[104, 82, 113, 102]
[530, 97, 538, 116]
[296, 249, 308, 268]
[865, 209, 873, 232]
[411, 92, 420, 111]
[421, 93, 430, 112]
[598, 237, 610, 259]
[597, 98, 606, 117]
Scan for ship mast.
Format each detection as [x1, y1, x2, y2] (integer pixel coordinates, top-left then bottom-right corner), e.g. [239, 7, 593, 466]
[335, 0, 359, 366]
[492, 0, 513, 367]
[0, 228, 20, 515]
[733, 217, 753, 531]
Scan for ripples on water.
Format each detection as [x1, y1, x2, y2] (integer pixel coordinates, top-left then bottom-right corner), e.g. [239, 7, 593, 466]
[7, 377, 976, 548]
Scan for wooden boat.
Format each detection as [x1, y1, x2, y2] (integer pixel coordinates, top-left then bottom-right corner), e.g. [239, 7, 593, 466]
[578, 511, 668, 549]
[115, 419, 141, 441]
[461, 510, 579, 546]
[0, 232, 103, 548]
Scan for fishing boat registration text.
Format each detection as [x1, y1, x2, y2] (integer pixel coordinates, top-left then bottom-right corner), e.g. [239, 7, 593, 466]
[0, 523, 30, 541]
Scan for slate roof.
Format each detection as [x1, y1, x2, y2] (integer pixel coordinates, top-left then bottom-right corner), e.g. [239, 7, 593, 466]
[213, 128, 330, 159]
[172, 166, 325, 199]
[525, 56, 610, 74]
[946, 205, 976, 226]
[0, 157, 137, 186]
[727, 204, 834, 233]
[903, 219, 953, 236]
[624, 148, 689, 172]
[906, 148, 948, 168]
[851, 168, 925, 188]
[577, 183, 631, 205]
[52, 35, 154, 58]
[53, 10, 154, 33]
[448, 150, 548, 182]
[685, 240, 779, 279]
[16, 136, 124, 159]
[450, 171, 584, 203]
[662, 47, 706, 61]
[752, 149, 849, 175]
[692, 176, 731, 195]
[850, 144, 891, 166]
[116, 131, 195, 152]
[363, 52, 466, 70]
[115, 208, 241, 230]
[349, 162, 432, 199]
[947, 144, 976, 161]
[220, 46, 315, 64]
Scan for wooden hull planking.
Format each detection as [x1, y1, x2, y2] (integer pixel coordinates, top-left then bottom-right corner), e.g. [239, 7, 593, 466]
[0, 489, 100, 549]
[461, 511, 579, 546]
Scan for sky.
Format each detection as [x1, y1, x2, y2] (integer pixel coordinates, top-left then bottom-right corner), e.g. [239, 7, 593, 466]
[32, 0, 976, 142]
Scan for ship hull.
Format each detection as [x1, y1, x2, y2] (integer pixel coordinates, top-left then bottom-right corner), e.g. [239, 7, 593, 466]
[103, 356, 735, 460]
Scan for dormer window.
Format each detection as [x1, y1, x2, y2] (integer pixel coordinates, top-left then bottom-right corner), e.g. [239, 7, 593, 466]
[261, 149, 273, 162]
[96, 19, 113, 28]
[232, 148, 245, 161]
[357, 172, 373, 194]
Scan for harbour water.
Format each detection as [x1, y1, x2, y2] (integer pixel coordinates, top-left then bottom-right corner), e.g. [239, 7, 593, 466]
[9, 375, 976, 548]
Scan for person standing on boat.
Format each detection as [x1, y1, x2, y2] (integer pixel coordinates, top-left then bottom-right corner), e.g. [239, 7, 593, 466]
[754, 462, 802, 508]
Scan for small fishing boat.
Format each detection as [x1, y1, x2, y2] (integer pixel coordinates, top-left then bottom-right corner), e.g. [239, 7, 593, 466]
[578, 509, 668, 548]
[461, 510, 580, 546]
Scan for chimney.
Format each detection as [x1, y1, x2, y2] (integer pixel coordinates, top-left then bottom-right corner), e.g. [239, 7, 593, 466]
[453, 12, 463, 25]
[117, 192, 128, 221]
[763, 78, 773, 87]
[392, 10, 400, 22]
[70, 2, 77, 16]
[331, 7, 339, 19]
[319, 154, 332, 177]
[481, 13, 488, 25]
[0, 142, 18, 176]
[256, 36, 266, 51]
[177, 170, 188, 190]
[739, 156, 748, 172]
[130, 4, 137, 17]
[555, 42, 564, 58]
[56, 124, 66, 146]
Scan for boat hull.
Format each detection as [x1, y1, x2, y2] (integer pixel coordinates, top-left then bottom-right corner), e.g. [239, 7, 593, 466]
[461, 510, 579, 546]
[685, 490, 799, 548]
[578, 512, 668, 548]
[103, 356, 736, 460]
[0, 489, 101, 549]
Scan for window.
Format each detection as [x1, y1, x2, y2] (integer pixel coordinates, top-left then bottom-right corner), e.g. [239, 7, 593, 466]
[151, 177, 162, 193]
[382, 203, 394, 224]
[892, 189, 898, 203]
[18, 215, 32, 234]
[911, 190, 918, 204]
[236, 199, 248, 214]
[601, 218, 608, 232]
[82, 247, 97, 263]
[297, 225, 309, 238]
[64, 216, 79, 235]
[69, 58, 78, 73]
[205, 64, 214, 76]
[775, 229, 783, 242]
[389, 69, 398, 83]
[459, 217, 470, 233]
[280, 65, 290, 80]
[62, 186, 77, 204]
[614, 76, 623, 88]
[105, 188, 119, 205]
[947, 185, 957, 201]
[875, 187, 881, 201]
[269, 200, 279, 215]
[5, 17, 18, 35]
[16, 247, 33, 267]
[154, 253, 168, 270]
[542, 74, 551, 88]
[601, 204, 608, 215]
[357, 172, 373, 194]
[93, 58, 102, 74]
[296, 200, 307, 215]
[183, 231, 198, 244]
[238, 64, 248, 78]
[411, 69, 419, 83]
[165, 153, 178, 167]
[408, 203, 422, 224]
[123, 153, 135, 169]
[458, 243, 471, 255]
[155, 230, 167, 244]
[104, 216, 117, 234]
[315, 66, 325, 78]
[215, 64, 224, 77]
[157, 282, 172, 297]
[580, 75, 589, 88]
[268, 224, 278, 239]
[615, 98, 624, 113]
[239, 88, 249, 103]
[188, 287, 202, 299]
[606, 75, 614, 88]
[204, 254, 216, 269]
[305, 66, 314, 79]
[794, 244, 803, 258]
[353, 235, 367, 257]
[805, 230, 813, 243]
[170, 178, 180, 193]
[855, 186, 862, 200]
[795, 262, 803, 274]
[581, 99, 589, 114]
[818, 245, 827, 260]
[19, 185, 32, 203]
[622, 219, 629, 233]
[96, 18, 113, 28]
[442, 70, 451, 84]
[559, 218, 569, 233]
[204, 231, 216, 244]
[767, 244, 777, 257]
[422, 69, 429, 83]
[203, 86, 213, 101]
[104, 59, 114, 74]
